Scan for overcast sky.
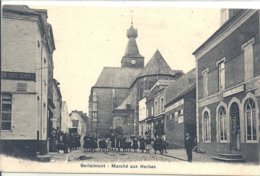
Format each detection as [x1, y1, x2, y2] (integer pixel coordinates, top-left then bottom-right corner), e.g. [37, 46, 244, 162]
[12, 3, 222, 113]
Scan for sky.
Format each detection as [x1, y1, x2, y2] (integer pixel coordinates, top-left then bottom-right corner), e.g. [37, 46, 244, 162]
[14, 3, 222, 113]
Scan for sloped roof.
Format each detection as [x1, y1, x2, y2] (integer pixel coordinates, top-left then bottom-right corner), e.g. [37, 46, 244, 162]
[115, 87, 136, 110]
[165, 68, 196, 106]
[123, 38, 144, 58]
[94, 67, 142, 88]
[139, 50, 176, 77]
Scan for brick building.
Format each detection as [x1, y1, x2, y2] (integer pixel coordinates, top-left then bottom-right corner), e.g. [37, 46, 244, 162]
[89, 23, 183, 137]
[164, 69, 196, 148]
[1, 5, 56, 156]
[193, 9, 260, 162]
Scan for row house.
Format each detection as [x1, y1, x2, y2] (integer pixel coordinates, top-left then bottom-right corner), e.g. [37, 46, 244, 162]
[139, 80, 175, 138]
[69, 111, 89, 138]
[1, 5, 56, 156]
[164, 69, 196, 148]
[193, 9, 260, 162]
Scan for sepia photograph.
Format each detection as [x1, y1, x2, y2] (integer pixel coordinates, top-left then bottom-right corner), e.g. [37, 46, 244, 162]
[0, 0, 260, 175]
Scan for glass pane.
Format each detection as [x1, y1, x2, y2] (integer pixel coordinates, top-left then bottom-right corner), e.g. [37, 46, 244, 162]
[2, 94, 12, 101]
[2, 104, 11, 111]
[252, 110, 256, 140]
[2, 113, 11, 120]
[246, 111, 252, 140]
[224, 116, 227, 140]
[2, 122, 11, 130]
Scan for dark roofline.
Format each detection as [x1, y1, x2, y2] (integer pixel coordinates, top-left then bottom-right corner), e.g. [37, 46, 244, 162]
[165, 85, 195, 108]
[129, 73, 178, 89]
[193, 9, 249, 56]
[53, 79, 62, 99]
[91, 86, 129, 90]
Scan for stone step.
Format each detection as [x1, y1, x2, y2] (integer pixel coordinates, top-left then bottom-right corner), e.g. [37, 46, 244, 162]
[218, 153, 243, 159]
[212, 156, 245, 163]
[36, 154, 51, 162]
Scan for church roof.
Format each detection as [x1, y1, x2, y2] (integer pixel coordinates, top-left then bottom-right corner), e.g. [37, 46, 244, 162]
[123, 38, 144, 58]
[115, 88, 136, 110]
[165, 68, 196, 106]
[93, 67, 142, 88]
[139, 50, 178, 77]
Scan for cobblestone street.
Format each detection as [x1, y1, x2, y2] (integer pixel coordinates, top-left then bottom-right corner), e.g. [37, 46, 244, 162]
[49, 147, 216, 163]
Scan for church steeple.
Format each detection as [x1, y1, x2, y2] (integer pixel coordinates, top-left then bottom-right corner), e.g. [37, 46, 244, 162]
[121, 21, 144, 68]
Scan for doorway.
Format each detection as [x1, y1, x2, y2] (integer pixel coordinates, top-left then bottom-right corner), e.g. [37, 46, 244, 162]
[230, 102, 240, 151]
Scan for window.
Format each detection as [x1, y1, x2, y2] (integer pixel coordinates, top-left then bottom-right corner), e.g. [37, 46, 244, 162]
[154, 101, 158, 115]
[202, 69, 209, 97]
[93, 92, 97, 101]
[218, 61, 225, 91]
[160, 98, 164, 113]
[218, 106, 227, 141]
[1, 94, 12, 130]
[245, 98, 256, 141]
[242, 38, 254, 81]
[17, 83, 27, 92]
[72, 120, 79, 128]
[93, 102, 97, 111]
[203, 111, 211, 142]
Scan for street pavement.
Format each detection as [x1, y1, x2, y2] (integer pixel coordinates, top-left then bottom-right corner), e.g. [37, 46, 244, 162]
[49, 147, 215, 163]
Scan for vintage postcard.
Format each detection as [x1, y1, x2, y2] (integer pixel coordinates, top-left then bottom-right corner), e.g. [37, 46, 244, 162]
[1, 0, 260, 175]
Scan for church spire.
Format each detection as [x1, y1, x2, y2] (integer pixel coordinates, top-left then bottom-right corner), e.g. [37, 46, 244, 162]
[121, 21, 144, 68]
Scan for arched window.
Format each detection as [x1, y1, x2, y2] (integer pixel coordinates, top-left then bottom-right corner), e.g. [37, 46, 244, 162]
[245, 98, 256, 141]
[218, 106, 227, 141]
[203, 111, 211, 142]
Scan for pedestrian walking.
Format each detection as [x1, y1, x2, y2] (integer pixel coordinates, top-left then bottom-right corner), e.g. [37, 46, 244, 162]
[185, 132, 194, 162]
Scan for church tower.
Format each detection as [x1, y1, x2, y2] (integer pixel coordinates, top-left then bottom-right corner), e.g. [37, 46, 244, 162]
[121, 22, 144, 68]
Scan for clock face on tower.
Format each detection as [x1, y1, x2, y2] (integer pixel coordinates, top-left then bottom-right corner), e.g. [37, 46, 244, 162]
[131, 59, 136, 64]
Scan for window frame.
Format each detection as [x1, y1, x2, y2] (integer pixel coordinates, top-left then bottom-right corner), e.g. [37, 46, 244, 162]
[216, 58, 226, 91]
[1, 93, 12, 131]
[218, 106, 228, 142]
[245, 98, 257, 143]
[202, 68, 209, 97]
[203, 111, 211, 142]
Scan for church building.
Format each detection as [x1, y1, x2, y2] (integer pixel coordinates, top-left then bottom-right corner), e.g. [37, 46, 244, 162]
[89, 22, 183, 137]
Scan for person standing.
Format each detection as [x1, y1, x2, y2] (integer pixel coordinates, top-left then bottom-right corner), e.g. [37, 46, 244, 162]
[107, 138, 112, 151]
[139, 137, 145, 153]
[132, 137, 138, 152]
[185, 133, 194, 162]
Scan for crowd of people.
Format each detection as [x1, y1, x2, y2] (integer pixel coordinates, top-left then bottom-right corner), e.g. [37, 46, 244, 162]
[82, 135, 168, 154]
[52, 129, 195, 162]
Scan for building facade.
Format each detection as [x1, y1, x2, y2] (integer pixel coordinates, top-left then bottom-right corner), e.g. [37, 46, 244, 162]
[69, 111, 88, 138]
[1, 5, 56, 155]
[164, 69, 196, 148]
[193, 9, 260, 162]
[60, 101, 70, 133]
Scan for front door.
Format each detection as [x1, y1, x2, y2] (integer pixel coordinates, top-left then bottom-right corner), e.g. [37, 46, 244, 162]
[230, 103, 240, 151]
